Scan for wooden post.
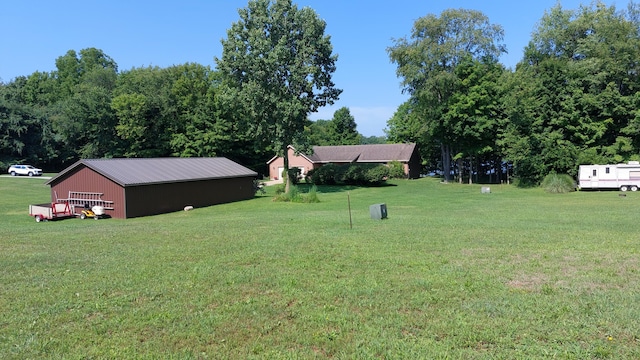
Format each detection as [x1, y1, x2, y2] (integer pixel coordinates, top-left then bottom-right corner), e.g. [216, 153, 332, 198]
[348, 192, 352, 230]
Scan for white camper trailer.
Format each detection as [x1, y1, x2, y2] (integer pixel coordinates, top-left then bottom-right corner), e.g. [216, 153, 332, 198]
[578, 162, 640, 191]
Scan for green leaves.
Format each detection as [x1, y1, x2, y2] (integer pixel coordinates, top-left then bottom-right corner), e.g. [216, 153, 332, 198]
[217, 0, 341, 192]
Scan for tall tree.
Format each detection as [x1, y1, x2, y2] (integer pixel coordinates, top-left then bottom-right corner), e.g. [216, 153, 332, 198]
[503, 2, 640, 184]
[0, 80, 54, 166]
[51, 49, 119, 162]
[216, 0, 341, 192]
[112, 66, 172, 157]
[306, 118, 331, 146]
[444, 56, 506, 183]
[327, 107, 360, 145]
[388, 9, 506, 182]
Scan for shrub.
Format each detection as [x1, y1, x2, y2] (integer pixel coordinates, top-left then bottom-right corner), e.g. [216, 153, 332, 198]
[307, 163, 389, 186]
[341, 164, 366, 185]
[274, 183, 286, 195]
[309, 164, 339, 185]
[304, 169, 316, 184]
[541, 173, 575, 193]
[365, 165, 390, 185]
[253, 179, 266, 196]
[287, 168, 301, 185]
[305, 185, 320, 203]
[273, 185, 320, 203]
[388, 161, 405, 179]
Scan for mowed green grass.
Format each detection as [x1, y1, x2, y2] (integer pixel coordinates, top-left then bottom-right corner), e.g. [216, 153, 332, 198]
[1, 176, 639, 359]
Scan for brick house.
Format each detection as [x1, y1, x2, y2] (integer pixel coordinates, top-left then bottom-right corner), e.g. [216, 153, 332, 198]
[266, 143, 421, 180]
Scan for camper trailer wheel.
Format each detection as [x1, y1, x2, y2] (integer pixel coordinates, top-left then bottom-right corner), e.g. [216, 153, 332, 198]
[620, 185, 629, 192]
[632, 186, 638, 192]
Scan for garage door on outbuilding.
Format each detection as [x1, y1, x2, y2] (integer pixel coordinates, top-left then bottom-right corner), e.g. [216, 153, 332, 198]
[45, 157, 258, 219]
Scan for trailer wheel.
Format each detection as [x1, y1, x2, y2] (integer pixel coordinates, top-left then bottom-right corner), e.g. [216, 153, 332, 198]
[621, 185, 629, 192]
[35, 215, 42, 223]
[632, 186, 638, 192]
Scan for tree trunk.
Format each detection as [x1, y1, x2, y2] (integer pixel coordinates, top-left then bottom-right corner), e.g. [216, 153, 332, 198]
[468, 156, 473, 184]
[441, 143, 451, 183]
[283, 145, 291, 194]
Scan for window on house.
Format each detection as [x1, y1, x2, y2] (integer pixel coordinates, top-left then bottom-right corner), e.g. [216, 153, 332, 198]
[593, 169, 597, 176]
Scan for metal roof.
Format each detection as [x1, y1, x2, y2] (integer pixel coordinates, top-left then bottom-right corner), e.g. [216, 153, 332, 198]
[308, 143, 417, 163]
[46, 157, 258, 187]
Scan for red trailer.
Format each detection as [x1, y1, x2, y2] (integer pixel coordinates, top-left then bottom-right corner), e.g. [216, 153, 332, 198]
[29, 202, 74, 222]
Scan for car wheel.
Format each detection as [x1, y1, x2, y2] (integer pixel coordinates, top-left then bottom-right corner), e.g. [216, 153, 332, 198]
[28, 172, 33, 177]
[10, 171, 16, 176]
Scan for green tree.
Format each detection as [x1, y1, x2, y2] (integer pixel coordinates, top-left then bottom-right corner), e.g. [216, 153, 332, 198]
[388, 9, 506, 182]
[216, 0, 341, 192]
[361, 135, 387, 144]
[327, 107, 360, 145]
[53, 48, 117, 101]
[386, 100, 439, 173]
[0, 80, 54, 167]
[444, 56, 506, 183]
[50, 49, 119, 162]
[53, 67, 119, 161]
[306, 118, 331, 146]
[503, 2, 640, 185]
[112, 66, 173, 157]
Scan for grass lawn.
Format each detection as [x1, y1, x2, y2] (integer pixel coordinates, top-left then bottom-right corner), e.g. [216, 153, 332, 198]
[1, 176, 639, 359]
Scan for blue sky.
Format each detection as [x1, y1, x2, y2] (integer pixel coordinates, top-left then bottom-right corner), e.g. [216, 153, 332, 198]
[0, 0, 622, 136]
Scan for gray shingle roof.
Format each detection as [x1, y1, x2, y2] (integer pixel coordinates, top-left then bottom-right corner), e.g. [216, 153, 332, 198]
[308, 143, 417, 163]
[46, 157, 257, 187]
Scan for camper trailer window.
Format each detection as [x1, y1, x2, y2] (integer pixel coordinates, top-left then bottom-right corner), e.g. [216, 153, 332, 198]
[593, 169, 597, 176]
[605, 167, 610, 174]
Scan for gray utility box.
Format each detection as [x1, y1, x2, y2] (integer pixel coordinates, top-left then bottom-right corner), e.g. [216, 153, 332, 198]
[370, 203, 388, 220]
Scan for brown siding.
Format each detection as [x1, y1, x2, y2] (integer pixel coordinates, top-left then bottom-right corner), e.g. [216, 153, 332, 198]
[407, 149, 422, 179]
[49, 166, 125, 218]
[124, 176, 256, 218]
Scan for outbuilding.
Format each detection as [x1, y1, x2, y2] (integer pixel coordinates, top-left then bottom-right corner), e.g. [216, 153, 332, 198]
[45, 157, 258, 219]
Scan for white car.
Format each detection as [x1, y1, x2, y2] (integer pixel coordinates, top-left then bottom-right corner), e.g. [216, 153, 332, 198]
[8, 164, 43, 176]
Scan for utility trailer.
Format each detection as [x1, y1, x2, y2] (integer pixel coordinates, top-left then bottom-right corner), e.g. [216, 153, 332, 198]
[578, 162, 640, 191]
[29, 202, 74, 222]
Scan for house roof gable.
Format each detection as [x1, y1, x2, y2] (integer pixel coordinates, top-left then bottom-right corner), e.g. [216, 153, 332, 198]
[266, 145, 315, 165]
[46, 157, 258, 187]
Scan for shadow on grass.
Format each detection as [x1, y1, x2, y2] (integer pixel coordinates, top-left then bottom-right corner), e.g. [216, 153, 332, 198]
[296, 183, 397, 194]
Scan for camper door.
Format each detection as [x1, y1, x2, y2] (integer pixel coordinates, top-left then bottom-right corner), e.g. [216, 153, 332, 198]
[589, 167, 599, 188]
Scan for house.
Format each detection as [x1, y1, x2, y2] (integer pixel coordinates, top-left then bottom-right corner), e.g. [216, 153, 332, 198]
[45, 157, 258, 219]
[266, 143, 421, 180]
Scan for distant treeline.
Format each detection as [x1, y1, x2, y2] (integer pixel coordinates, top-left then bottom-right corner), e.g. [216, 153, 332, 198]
[0, 48, 381, 175]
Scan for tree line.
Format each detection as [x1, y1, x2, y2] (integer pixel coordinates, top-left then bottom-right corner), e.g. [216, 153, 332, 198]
[0, 52, 359, 176]
[387, 2, 640, 185]
[2, 1, 640, 186]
